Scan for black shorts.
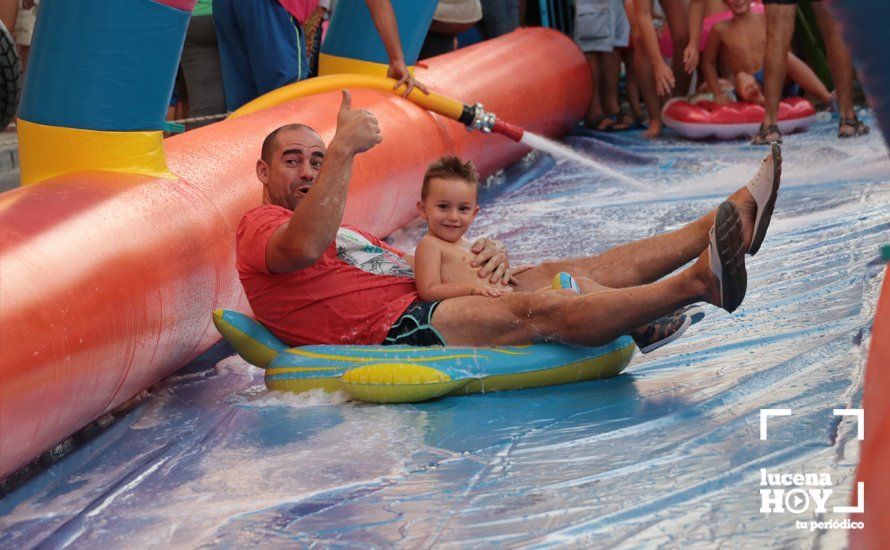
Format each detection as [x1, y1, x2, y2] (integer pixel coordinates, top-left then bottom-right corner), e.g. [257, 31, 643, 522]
[382, 301, 446, 347]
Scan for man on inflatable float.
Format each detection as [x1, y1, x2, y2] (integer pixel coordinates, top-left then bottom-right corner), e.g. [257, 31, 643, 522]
[236, 90, 781, 351]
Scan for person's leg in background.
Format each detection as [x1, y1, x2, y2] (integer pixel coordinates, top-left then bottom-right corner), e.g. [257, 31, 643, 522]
[660, 0, 692, 96]
[605, 0, 635, 127]
[477, 0, 519, 39]
[810, 0, 869, 137]
[601, 49, 628, 126]
[620, 46, 645, 123]
[0, 0, 17, 34]
[577, 0, 625, 130]
[12, 0, 34, 72]
[626, 0, 667, 137]
[212, 0, 259, 111]
[752, 1, 796, 144]
[632, 27, 664, 137]
[584, 51, 610, 129]
[238, 0, 307, 97]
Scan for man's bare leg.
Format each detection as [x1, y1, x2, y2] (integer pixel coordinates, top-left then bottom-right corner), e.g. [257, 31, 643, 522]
[433, 252, 719, 347]
[756, 4, 796, 143]
[511, 150, 776, 290]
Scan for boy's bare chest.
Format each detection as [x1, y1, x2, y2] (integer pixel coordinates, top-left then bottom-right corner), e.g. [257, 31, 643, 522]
[439, 242, 479, 283]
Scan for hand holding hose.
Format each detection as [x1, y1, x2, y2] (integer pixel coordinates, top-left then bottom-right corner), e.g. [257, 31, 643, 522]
[388, 58, 429, 97]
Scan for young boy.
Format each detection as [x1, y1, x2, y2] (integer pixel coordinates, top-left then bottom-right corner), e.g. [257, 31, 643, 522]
[412, 156, 705, 353]
[702, 0, 831, 106]
[413, 156, 513, 300]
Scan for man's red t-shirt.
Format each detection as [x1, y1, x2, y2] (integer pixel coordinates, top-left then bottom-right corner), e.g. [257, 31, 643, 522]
[236, 205, 419, 345]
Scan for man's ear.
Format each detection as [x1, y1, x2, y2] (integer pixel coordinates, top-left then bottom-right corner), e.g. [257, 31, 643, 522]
[256, 159, 270, 185]
[417, 200, 426, 218]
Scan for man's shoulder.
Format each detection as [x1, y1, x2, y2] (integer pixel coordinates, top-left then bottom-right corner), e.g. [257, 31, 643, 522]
[242, 204, 292, 221]
[237, 204, 291, 233]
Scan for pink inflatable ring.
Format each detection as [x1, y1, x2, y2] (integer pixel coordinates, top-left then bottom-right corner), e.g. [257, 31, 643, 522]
[662, 97, 816, 140]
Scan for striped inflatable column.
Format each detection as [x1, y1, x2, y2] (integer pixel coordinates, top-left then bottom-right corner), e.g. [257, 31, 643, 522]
[16, 0, 195, 186]
[319, 0, 436, 76]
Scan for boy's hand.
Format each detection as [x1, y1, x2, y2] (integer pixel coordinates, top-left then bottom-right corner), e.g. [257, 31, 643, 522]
[471, 286, 508, 298]
[471, 238, 511, 285]
[333, 90, 382, 156]
[654, 62, 676, 96]
[683, 44, 699, 74]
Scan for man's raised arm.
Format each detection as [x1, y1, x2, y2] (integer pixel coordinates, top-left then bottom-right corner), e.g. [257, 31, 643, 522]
[266, 90, 382, 273]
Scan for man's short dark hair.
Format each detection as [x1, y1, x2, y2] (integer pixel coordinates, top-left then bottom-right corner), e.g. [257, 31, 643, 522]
[261, 124, 318, 163]
[421, 156, 479, 200]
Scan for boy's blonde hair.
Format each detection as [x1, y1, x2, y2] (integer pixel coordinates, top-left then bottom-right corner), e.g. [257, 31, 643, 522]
[421, 156, 479, 200]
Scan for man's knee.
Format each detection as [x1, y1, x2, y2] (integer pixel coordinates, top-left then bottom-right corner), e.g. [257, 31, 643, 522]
[503, 292, 571, 340]
[534, 261, 564, 280]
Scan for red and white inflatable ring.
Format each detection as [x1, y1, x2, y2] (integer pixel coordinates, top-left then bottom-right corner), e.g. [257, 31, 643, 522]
[662, 97, 816, 140]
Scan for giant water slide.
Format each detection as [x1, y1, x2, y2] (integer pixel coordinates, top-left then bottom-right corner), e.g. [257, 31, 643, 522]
[0, 0, 888, 547]
[0, 2, 588, 481]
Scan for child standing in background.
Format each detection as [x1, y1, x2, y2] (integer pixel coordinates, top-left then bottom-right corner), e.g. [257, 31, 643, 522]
[573, 0, 632, 131]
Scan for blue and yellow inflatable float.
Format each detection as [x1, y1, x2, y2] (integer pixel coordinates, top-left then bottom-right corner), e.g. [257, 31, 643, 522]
[213, 309, 635, 403]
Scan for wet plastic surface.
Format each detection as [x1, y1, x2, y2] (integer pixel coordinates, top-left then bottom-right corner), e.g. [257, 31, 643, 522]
[1, 116, 887, 548]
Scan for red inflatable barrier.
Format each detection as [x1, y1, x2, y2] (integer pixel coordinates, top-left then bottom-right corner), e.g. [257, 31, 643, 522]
[0, 28, 592, 481]
[663, 97, 816, 140]
[850, 265, 890, 549]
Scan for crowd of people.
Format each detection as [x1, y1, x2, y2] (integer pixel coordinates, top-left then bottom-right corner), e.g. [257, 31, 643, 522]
[163, 0, 871, 145]
[0, 0, 872, 146]
[574, 0, 870, 142]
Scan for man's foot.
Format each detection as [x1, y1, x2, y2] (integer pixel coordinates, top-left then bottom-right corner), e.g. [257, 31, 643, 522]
[727, 142, 782, 255]
[838, 117, 870, 138]
[707, 201, 747, 313]
[750, 123, 782, 145]
[632, 304, 706, 354]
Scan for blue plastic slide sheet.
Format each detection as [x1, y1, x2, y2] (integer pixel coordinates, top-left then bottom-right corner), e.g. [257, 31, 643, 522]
[1, 115, 887, 547]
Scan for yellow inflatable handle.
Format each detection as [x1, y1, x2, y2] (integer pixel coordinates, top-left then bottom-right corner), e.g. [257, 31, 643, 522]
[230, 74, 467, 122]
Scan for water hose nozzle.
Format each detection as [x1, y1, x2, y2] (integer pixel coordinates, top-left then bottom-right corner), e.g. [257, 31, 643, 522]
[458, 102, 525, 142]
[491, 119, 524, 142]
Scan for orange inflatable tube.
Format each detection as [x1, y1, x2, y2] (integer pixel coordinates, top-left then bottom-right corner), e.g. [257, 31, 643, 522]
[850, 264, 890, 548]
[0, 29, 591, 480]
